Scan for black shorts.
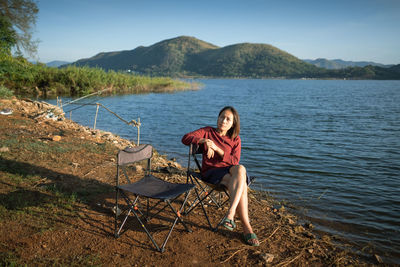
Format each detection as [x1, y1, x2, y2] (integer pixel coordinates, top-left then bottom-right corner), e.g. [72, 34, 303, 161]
[202, 166, 251, 185]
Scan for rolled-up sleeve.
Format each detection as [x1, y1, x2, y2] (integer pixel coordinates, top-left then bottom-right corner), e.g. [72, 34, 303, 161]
[182, 127, 207, 146]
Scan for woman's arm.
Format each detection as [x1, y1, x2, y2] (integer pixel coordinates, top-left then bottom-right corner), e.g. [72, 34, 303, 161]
[181, 127, 207, 145]
[221, 137, 241, 165]
[203, 139, 224, 159]
[182, 127, 223, 159]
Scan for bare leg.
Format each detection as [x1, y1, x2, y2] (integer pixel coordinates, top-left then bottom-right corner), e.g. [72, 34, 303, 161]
[221, 165, 247, 219]
[220, 165, 258, 245]
[236, 185, 253, 234]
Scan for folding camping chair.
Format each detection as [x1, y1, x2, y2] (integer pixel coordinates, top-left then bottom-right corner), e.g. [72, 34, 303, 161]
[183, 143, 231, 231]
[114, 144, 194, 252]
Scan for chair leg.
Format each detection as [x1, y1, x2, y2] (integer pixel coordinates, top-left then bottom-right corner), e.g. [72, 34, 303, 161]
[115, 187, 120, 238]
[184, 184, 230, 232]
[115, 191, 194, 253]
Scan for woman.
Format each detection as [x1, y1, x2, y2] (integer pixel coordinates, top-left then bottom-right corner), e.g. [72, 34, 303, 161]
[182, 106, 259, 246]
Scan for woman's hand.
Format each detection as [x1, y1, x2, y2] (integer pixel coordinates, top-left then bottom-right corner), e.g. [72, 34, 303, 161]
[207, 147, 215, 159]
[200, 139, 223, 159]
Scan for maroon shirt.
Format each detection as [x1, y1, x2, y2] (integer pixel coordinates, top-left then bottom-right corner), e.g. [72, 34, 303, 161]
[182, 126, 241, 174]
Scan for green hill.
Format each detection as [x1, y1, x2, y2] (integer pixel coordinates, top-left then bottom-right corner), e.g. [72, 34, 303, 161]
[71, 36, 318, 78]
[73, 36, 218, 76]
[70, 36, 400, 79]
[185, 43, 319, 77]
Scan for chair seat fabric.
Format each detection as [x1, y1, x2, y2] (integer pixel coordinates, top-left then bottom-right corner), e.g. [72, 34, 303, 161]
[118, 175, 194, 200]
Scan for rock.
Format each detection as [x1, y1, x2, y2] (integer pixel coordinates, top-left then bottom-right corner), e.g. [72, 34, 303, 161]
[294, 225, 305, 233]
[52, 135, 62, 141]
[374, 254, 383, 263]
[287, 218, 296, 225]
[0, 147, 9, 152]
[304, 223, 314, 229]
[134, 165, 144, 172]
[322, 235, 331, 242]
[303, 231, 315, 239]
[260, 253, 274, 263]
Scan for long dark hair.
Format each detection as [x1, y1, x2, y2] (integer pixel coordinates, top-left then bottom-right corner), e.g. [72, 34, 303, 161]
[218, 106, 240, 139]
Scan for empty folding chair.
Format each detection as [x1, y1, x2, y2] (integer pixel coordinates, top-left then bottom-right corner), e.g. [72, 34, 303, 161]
[114, 144, 194, 252]
[183, 143, 231, 231]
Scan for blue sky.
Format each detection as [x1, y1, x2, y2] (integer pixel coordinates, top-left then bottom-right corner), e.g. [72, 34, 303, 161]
[33, 0, 400, 64]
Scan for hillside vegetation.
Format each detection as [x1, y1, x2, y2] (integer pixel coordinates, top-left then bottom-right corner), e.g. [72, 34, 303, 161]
[0, 55, 196, 98]
[70, 36, 400, 79]
[74, 36, 218, 76]
[303, 58, 391, 69]
[185, 43, 319, 78]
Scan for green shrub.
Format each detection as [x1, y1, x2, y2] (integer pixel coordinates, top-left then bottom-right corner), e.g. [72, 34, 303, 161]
[0, 85, 14, 98]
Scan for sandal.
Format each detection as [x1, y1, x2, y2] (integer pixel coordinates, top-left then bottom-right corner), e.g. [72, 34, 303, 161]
[243, 233, 260, 247]
[222, 218, 236, 231]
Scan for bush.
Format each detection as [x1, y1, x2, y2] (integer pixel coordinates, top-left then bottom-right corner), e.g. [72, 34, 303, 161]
[0, 85, 14, 99]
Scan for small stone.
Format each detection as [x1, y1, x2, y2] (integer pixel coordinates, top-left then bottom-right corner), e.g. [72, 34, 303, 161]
[287, 218, 295, 225]
[52, 135, 61, 141]
[260, 253, 274, 263]
[134, 165, 144, 172]
[374, 254, 383, 263]
[0, 146, 9, 152]
[294, 225, 305, 233]
[322, 235, 331, 242]
[303, 232, 315, 239]
[304, 223, 314, 229]
[307, 248, 314, 254]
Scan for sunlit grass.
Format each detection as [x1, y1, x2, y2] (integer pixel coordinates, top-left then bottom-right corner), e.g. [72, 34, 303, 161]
[0, 57, 199, 98]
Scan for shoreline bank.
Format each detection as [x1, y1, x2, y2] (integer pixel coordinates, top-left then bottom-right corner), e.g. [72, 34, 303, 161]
[0, 97, 375, 265]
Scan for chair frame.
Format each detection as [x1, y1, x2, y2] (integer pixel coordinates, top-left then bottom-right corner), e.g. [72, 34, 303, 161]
[114, 144, 194, 252]
[183, 143, 230, 231]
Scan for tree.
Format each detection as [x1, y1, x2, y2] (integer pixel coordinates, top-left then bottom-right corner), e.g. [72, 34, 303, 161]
[0, 15, 17, 56]
[0, 0, 39, 57]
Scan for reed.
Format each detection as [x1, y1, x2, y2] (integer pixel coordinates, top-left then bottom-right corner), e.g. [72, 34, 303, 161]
[0, 57, 198, 98]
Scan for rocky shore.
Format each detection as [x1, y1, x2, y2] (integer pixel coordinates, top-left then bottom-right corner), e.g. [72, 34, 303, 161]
[0, 98, 374, 266]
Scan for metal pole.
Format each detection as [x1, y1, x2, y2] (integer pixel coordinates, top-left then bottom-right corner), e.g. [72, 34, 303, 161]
[137, 117, 140, 145]
[94, 104, 100, 129]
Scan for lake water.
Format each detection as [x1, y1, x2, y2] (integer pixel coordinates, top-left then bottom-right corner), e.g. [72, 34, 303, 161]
[50, 79, 400, 264]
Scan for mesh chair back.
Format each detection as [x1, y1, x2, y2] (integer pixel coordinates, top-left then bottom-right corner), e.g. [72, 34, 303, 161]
[118, 144, 153, 166]
[189, 144, 203, 172]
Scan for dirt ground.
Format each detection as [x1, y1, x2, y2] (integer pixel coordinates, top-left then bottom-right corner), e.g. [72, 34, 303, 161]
[0, 98, 377, 266]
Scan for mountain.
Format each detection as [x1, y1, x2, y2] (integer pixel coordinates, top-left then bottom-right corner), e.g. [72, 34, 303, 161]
[70, 36, 318, 78]
[46, 60, 70, 67]
[185, 43, 318, 77]
[73, 36, 218, 75]
[69, 36, 400, 79]
[303, 58, 392, 69]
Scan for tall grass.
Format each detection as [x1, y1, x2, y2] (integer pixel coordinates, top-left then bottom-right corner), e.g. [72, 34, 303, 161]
[0, 57, 197, 98]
